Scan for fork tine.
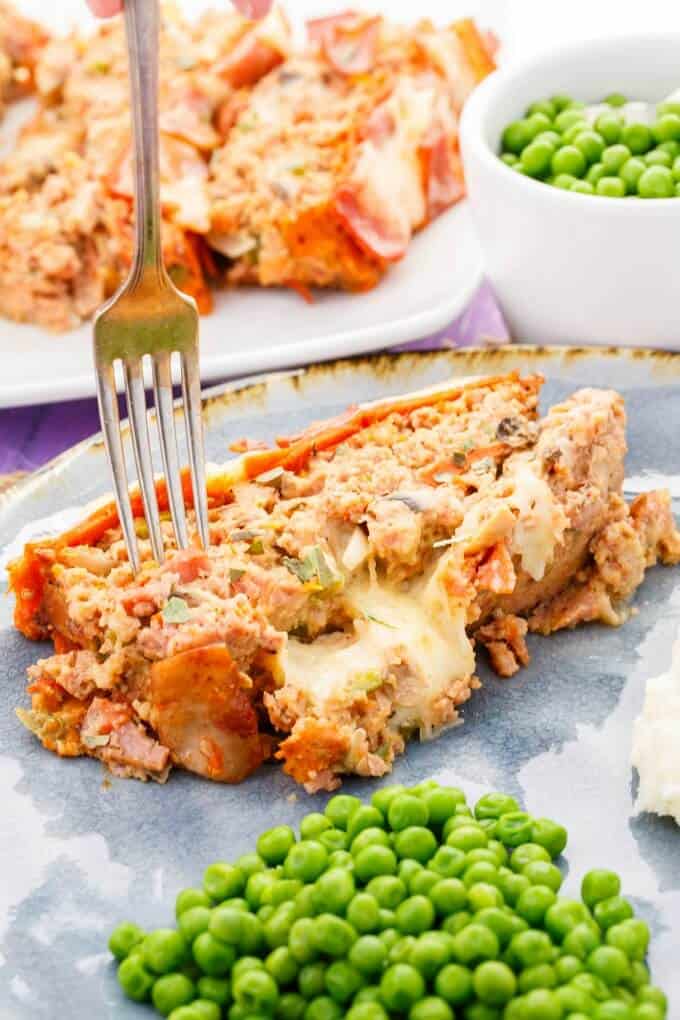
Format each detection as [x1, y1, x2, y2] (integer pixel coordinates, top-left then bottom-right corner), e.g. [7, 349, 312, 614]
[124, 359, 165, 564]
[152, 352, 189, 550]
[181, 347, 210, 549]
[95, 362, 141, 574]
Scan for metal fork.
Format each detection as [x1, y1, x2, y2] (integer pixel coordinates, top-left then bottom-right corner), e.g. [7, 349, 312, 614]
[93, 0, 209, 573]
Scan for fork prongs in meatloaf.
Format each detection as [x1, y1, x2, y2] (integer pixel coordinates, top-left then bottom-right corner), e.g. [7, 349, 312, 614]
[9, 373, 680, 790]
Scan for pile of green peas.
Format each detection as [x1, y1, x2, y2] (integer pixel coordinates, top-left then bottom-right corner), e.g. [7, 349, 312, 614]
[109, 782, 668, 1020]
[500, 92, 680, 197]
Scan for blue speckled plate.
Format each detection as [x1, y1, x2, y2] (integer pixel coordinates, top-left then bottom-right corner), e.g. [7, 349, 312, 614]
[1, 346, 679, 1017]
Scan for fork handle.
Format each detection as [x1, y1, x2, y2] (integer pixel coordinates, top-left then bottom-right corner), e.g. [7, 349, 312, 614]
[124, 0, 164, 279]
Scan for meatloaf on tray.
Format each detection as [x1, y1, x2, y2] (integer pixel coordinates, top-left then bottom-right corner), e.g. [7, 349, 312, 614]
[10, 372, 680, 791]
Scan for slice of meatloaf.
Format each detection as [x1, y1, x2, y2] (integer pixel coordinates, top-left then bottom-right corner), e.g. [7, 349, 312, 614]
[9, 372, 680, 790]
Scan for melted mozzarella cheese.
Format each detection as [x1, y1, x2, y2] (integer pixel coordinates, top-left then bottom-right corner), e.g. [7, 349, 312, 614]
[508, 461, 568, 581]
[282, 576, 475, 731]
[632, 638, 680, 826]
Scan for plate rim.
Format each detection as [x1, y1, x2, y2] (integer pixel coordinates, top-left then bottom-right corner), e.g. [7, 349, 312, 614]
[3, 341, 680, 520]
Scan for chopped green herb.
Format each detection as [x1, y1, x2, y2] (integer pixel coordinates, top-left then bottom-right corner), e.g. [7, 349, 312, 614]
[230, 529, 261, 543]
[364, 612, 397, 629]
[283, 546, 342, 590]
[249, 538, 265, 555]
[162, 596, 191, 624]
[452, 451, 468, 467]
[229, 568, 246, 583]
[352, 670, 384, 692]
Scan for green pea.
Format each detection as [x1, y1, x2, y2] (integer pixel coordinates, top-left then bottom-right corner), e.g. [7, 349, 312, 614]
[514, 885, 556, 926]
[447, 825, 489, 853]
[192, 932, 235, 977]
[441, 911, 472, 936]
[289, 919, 319, 964]
[347, 806, 385, 843]
[312, 868, 355, 914]
[450, 923, 499, 965]
[581, 870, 621, 908]
[657, 100, 680, 116]
[277, 992, 307, 1019]
[197, 976, 231, 1006]
[527, 99, 556, 119]
[348, 934, 388, 976]
[495, 813, 533, 848]
[379, 963, 425, 1011]
[645, 148, 673, 169]
[497, 869, 531, 907]
[619, 157, 646, 193]
[572, 971, 611, 1002]
[633, 1004, 665, 1020]
[303, 995, 342, 1020]
[573, 130, 605, 164]
[555, 109, 587, 133]
[118, 956, 155, 1002]
[595, 113, 622, 144]
[551, 94, 574, 112]
[324, 960, 362, 1003]
[409, 869, 440, 896]
[351, 827, 390, 855]
[388, 795, 429, 832]
[266, 946, 298, 986]
[395, 895, 436, 935]
[475, 793, 520, 821]
[525, 112, 553, 139]
[152, 973, 196, 1017]
[298, 961, 327, 998]
[555, 983, 594, 1015]
[203, 863, 246, 903]
[596, 176, 626, 197]
[409, 997, 454, 1020]
[300, 814, 332, 841]
[544, 898, 591, 941]
[325, 795, 361, 830]
[430, 877, 468, 916]
[563, 121, 591, 144]
[394, 826, 438, 863]
[510, 843, 551, 872]
[518, 963, 558, 992]
[622, 123, 653, 154]
[606, 918, 650, 961]
[658, 139, 680, 158]
[422, 787, 467, 825]
[637, 986, 668, 1013]
[284, 841, 328, 883]
[346, 1003, 388, 1020]
[563, 921, 601, 959]
[592, 1003, 634, 1019]
[522, 860, 564, 891]
[365, 876, 406, 910]
[637, 165, 674, 198]
[605, 92, 627, 107]
[239, 910, 265, 954]
[388, 934, 416, 964]
[371, 785, 407, 815]
[467, 882, 503, 912]
[430, 846, 466, 878]
[319, 830, 348, 853]
[508, 929, 553, 968]
[588, 945, 631, 985]
[501, 152, 518, 166]
[535, 130, 562, 151]
[143, 930, 187, 975]
[312, 913, 357, 957]
[502, 120, 533, 154]
[178, 906, 212, 945]
[355, 845, 398, 882]
[652, 113, 680, 143]
[522, 988, 563, 1020]
[234, 967, 279, 1012]
[109, 921, 145, 961]
[412, 930, 453, 978]
[586, 162, 607, 185]
[551, 144, 587, 177]
[473, 960, 517, 1005]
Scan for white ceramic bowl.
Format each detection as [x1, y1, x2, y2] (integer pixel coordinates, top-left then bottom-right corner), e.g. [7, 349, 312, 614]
[460, 35, 680, 348]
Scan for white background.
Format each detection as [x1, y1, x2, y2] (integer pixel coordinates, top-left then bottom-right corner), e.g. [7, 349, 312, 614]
[17, 0, 680, 60]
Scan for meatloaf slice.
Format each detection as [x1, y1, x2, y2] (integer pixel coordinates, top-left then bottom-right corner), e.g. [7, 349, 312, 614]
[9, 372, 680, 790]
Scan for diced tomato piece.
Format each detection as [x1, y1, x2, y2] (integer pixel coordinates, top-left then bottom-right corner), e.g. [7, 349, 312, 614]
[165, 548, 212, 583]
[308, 12, 382, 75]
[334, 186, 409, 262]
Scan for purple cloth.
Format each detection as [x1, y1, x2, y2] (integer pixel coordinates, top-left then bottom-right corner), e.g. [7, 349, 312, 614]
[0, 280, 508, 474]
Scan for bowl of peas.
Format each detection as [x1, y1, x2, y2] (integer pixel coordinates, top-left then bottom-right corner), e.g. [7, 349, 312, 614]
[459, 34, 680, 348]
